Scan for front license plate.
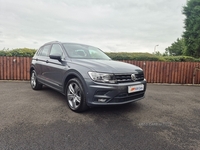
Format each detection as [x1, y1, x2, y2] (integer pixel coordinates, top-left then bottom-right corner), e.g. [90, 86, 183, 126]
[128, 84, 144, 93]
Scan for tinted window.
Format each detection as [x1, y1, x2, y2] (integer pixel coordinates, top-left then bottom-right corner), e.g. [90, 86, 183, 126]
[36, 47, 43, 56]
[39, 45, 51, 57]
[88, 49, 107, 59]
[63, 43, 110, 60]
[50, 44, 63, 56]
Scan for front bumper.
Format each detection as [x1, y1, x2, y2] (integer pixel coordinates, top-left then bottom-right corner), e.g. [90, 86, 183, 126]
[85, 79, 147, 106]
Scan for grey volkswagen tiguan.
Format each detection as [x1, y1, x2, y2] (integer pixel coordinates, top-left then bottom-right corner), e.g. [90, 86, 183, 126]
[30, 41, 147, 112]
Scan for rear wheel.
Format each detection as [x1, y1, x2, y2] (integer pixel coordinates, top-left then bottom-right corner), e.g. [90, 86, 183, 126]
[66, 78, 88, 112]
[30, 70, 43, 90]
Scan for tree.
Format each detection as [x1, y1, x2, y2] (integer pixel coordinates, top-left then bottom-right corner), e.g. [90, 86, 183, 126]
[183, 0, 200, 57]
[165, 38, 185, 56]
[154, 51, 162, 56]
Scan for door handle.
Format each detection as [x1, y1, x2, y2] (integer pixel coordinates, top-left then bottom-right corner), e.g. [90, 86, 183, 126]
[46, 60, 49, 63]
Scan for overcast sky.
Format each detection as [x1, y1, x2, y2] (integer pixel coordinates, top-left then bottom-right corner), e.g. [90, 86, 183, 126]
[0, 0, 186, 53]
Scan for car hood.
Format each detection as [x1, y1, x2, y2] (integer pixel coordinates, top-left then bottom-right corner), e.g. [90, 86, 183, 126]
[71, 59, 143, 73]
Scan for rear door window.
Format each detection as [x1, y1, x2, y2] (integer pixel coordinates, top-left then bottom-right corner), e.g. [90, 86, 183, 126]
[38, 45, 51, 57]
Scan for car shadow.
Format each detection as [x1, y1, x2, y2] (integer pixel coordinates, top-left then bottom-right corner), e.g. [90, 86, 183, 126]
[40, 86, 144, 114]
[39, 86, 66, 101]
[86, 102, 142, 114]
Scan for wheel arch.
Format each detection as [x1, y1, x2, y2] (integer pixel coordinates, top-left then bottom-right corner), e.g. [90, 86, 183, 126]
[30, 65, 35, 78]
[63, 70, 88, 96]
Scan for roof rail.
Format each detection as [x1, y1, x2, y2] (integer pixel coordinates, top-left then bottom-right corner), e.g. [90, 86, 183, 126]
[44, 41, 60, 44]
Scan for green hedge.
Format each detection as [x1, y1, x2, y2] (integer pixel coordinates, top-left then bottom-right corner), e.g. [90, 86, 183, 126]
[1, 49, 200, 62]
[0, 48, 36, 57]
[163, 56, 200, 62]
[105, 52, 165, 61]
[106, 52, 200, 62]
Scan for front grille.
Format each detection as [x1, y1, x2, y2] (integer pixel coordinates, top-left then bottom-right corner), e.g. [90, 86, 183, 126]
[111, 92, 145, 103]
[115, 73, 144, 83]
[135, 73, 144, 81]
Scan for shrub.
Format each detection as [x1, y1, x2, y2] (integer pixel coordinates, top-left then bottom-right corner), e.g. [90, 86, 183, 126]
[163, 56, 198, 62]
[0, 48, 36, 57]
[105, 52, 200, 62]
[0, 49, 200, 62]
[106, 52, 164, 61]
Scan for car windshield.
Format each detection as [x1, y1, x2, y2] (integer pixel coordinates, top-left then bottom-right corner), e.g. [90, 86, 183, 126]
[63, 43, 111, 60]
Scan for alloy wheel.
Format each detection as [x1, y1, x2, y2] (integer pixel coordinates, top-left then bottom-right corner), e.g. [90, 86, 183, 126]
[67, 82, 82, 110]
[31, 72, 36, 88]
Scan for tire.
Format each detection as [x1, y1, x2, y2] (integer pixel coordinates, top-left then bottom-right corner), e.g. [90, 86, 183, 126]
[30, 70, 43, 90]
[66, 78, 88, 112]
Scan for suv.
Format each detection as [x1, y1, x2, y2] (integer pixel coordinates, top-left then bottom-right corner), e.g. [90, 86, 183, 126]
[30, 41, 147, 112]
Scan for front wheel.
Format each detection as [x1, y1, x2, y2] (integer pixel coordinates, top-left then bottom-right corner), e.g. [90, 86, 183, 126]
[30, 70, 43, 90]
[66, 78, 88, 112]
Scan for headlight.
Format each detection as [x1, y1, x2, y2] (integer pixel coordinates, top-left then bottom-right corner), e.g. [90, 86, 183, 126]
[88, 72, 116, 83]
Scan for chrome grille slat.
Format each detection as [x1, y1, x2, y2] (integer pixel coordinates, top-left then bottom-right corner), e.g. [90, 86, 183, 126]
[115, 73, 144, 83]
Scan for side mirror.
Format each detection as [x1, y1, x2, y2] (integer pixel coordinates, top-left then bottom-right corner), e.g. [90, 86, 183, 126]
[49, 54, 62, 62]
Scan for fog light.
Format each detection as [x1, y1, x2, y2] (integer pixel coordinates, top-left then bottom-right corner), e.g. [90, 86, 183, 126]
[98, 99, 107, 102]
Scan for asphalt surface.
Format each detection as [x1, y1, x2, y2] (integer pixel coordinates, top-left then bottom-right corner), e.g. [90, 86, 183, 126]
[0, 81, 200, 150]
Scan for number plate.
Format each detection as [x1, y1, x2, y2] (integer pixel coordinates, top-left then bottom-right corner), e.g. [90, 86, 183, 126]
[128, 84, 144, 93]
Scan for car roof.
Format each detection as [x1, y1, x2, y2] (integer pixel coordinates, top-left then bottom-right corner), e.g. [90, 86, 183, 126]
[42, 41, 94, 48]
[43, 41, 61, 45]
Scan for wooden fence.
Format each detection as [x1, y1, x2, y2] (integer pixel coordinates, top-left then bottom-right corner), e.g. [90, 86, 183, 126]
[0, 56, 200, 84]
[122, 60, 200, 84]
[0, 57, 32, 80]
